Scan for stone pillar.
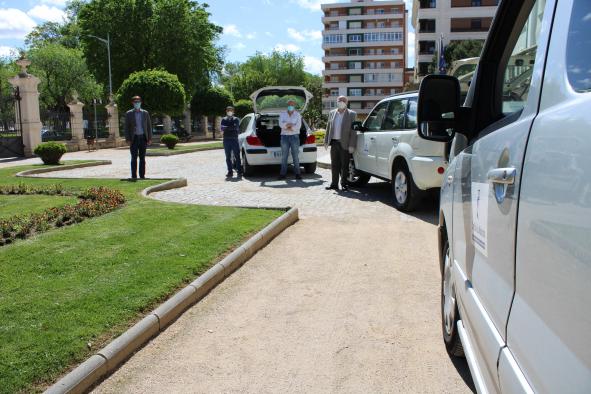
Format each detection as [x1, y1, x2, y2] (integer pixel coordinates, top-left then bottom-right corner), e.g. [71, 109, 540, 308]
[183, 107, 191, 137]
[67, 92, 85, 147]
[214, 116, 222, 139]
[201, 115, 208, 134]
[8, 58, 42, 157]
[106, 100, 122, 144]
[163, 115, 172, 133]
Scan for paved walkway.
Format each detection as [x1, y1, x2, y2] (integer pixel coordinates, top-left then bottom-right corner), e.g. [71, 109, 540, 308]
[3, 149, 472, 393]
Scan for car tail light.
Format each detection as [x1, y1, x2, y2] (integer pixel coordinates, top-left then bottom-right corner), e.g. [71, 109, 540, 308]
[305, 135, 316, 145]
[246, 135, 263, 146]
[437, 167, 445, 174]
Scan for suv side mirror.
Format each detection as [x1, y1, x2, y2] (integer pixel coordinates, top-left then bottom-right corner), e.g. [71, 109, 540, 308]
[417, 75, 461, 142]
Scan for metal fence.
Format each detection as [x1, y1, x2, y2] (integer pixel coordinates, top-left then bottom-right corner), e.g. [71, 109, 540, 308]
[83, 104, 109, 139]
[41, 110, 72, 142]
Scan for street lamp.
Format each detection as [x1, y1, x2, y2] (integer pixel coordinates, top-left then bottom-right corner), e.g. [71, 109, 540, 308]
[87, 33, 113, 101]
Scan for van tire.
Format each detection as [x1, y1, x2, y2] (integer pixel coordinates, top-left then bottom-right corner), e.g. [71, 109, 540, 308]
[391, 161, 422, 211]
[441, 240, 464, 357]
[304, 162, 317, 174]
[242, 150, 254, 176]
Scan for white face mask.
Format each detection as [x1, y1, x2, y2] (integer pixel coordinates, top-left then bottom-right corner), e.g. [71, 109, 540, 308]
[337, 101, 347, 110]
[226, 111, 234, 117]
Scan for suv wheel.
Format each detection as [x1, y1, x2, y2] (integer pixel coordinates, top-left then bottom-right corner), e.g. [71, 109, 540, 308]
[391, 163, 422, 211]
[442, 240, 464, 357]
[304, 162, 317, 174]
[347, 158, 370, 187]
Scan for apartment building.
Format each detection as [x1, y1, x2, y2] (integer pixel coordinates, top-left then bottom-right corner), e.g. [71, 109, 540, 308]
[412, 0, 498, 78]
[321, 0, 407, 118]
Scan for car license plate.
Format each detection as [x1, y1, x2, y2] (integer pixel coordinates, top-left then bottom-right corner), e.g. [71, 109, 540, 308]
[273, 151, 282, 158]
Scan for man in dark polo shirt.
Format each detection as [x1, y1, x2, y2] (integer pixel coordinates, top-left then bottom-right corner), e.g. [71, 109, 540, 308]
[220, 106, 242, 178]
[124, 96, 152, 180]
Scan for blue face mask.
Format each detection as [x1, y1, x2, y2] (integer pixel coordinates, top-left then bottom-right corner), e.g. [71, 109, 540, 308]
[133, 102, 141, 110]
[287, 105, 295, 112]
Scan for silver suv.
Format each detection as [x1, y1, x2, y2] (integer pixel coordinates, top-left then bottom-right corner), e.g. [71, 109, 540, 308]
[416, 0, 591, 392]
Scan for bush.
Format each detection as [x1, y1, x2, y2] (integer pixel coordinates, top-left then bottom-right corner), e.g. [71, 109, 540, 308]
[313, 129, 326, 146]
[160, 133, 179, 149]
[34, 142, 67, 165]
[117, 69, 186, 116]
[191, 85, 233, 117]
[233, 99, 252, 118]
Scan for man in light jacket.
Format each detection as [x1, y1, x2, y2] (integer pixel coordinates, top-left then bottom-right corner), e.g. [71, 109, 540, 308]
[278, 99, 302, 180]
[324, 96, 357, 191]
[124, 96, 152, 180]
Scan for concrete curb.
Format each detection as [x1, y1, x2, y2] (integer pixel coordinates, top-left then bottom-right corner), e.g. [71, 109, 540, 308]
[141, 178, 188, 197]
[317, 158, 331, 170]
[15, 160, 112, 177]
[44, 207, 299, 394]
[146, 146, 223, 157]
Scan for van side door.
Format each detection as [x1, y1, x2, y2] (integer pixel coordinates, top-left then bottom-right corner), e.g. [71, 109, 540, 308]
[375, 98, 407, 178]
[357, 100, 388, 174]
[451, 0, 552, 391]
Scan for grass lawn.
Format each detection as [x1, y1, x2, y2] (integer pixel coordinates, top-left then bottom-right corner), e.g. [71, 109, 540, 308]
[146, 141, 223, 156]
[0, 194, 78, 219]
[0, 163, 283, 393]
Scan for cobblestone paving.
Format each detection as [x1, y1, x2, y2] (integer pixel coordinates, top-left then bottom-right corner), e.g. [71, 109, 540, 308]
[22, 148, 437, 220]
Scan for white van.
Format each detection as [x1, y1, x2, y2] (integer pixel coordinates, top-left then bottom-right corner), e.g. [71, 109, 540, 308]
[416, 0, 591, 392]
[350, 92, 448, 211]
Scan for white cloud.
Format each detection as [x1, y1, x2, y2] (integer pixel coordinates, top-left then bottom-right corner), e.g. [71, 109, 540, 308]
[290, 0, 340, 12]
[223, 24, 242, 38]
[304, 55, 324, 75]
[0, 8, 36, 39]
[40, 0, 67, 6]
[27, 5, 66, 23]
[245, 32, 257, 40]
[274, 43, 301, 52]
[233, 42, 246, 50]
[265, 31, 273, 37]
[0, 45, 18, 58]
[287, 28, 322, 42]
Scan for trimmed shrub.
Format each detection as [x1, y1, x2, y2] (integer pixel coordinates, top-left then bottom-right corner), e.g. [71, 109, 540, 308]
[33, 142, 67, 165]
[233, 99, 252, 118]
[160, 133, 179, 149]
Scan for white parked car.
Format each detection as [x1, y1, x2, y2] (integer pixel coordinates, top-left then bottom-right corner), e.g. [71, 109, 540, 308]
[417, 0, 591, 392]
[238, 86, 317, 176]
[350, 92, 448, 211]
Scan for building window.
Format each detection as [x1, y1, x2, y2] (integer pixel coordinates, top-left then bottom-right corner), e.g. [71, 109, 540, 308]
[419, 41, 436, 55]
[349, 75, 363, 82]
[348, 88, 362, 96]
[471, 19, 482, 30]
[348, 7, 362, 15]
[363, 32, 402, 42]
[377, 22, 386, 28]
[330, 89, 339, 96]
[324, 34, 344, 44]
[348, 48, 363, 56]
[348, 61, 362, 69]
[348, 34, 363, 42]
[418, 62, 432, 76]
[419, 0, 436, 8]
[348, 21, 362, 29]
[419, 19, 436, 33]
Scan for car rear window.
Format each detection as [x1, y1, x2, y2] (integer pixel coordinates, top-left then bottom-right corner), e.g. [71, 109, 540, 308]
[566, 2, 591, 93]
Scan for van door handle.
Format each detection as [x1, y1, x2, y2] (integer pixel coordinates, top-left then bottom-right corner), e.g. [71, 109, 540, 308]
[370, 137, 375, 141]
[488, 168, 516, 185]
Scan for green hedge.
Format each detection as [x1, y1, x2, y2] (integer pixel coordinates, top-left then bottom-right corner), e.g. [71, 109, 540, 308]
[33, 142, 67, 165]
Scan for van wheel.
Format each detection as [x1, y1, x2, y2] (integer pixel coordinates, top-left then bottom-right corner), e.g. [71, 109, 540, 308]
[304, 162, 317, 174]
[242, 150, 254, 176]
[391, 162, 422, 211]
[442, 240, 464, 357]
[347, 158, 370, 186]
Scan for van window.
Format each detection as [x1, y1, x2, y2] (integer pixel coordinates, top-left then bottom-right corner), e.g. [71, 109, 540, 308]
[405, 98, 418, 129]
[364, 101, 389, 131]
[566, 2, 591, 93]
[501, 0, 545, 114]
[382, 99, 406, 130]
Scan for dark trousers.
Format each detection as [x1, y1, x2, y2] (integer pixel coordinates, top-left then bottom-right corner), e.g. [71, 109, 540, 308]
[330, 139, 350, 187]
[130, 135, 147, 178]
[223, 138, 242, 173]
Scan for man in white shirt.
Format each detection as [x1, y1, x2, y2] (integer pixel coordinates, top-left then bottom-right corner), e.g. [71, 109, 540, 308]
[278, 99, 302, 180]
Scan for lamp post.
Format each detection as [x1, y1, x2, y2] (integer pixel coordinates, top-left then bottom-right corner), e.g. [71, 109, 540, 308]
[87, 33, 112, 101]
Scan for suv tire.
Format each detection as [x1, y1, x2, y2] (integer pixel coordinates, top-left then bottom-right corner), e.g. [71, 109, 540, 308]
[347, 158, 371, 187]
[304, 162, 317, 174]
[441, 240, 464, 357]
[391, 162, 422, 211]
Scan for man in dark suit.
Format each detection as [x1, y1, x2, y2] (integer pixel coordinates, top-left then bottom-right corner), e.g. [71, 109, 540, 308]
[324, 96, 357, 191]
[124, 96, 152, 180]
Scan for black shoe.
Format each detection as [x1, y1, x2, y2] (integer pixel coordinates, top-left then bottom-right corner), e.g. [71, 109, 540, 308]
[237, 173, 243, 178]
[226, 172, 233, 178]
[325, 184, 338, 190]
[140, 176, 146, 179]
[295, 174, 302, 180]
[341, 184, 349, 191]
[278, 175, 286, 180]
[130, 176, 137, 182]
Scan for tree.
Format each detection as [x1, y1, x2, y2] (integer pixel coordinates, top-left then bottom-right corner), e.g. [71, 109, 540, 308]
[191, 85, 233, 117]
[27, 44, 102, 110]
[233, 99, 252, 118]
[117, 69, 186, 116]
[221, 51, 307, 100]
[77, 0, 223, 95]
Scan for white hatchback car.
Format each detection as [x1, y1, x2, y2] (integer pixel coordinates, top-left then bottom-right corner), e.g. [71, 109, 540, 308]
[350, 92, 448, 211]
[238, 86, 317, 176]
[417, 0, 591, 392]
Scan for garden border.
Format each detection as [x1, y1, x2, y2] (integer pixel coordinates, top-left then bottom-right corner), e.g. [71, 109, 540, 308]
[145, 145, 223, 156]
[15, 160, 112, 177]
[45, 206, 299, 394]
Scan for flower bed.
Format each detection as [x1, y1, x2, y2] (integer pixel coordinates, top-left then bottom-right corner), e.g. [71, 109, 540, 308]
[0, 186, 125, 246]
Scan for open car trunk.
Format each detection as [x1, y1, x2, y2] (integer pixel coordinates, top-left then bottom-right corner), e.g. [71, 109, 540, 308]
[255, 114, 307, 147]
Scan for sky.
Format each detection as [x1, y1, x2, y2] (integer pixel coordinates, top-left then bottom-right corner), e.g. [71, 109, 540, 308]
[0, 0, 415, 75]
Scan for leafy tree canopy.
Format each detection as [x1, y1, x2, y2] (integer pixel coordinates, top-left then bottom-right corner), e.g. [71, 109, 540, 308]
[77, 0, 223, 95]
[232, 99, 252, 118]
[191, 85, 233, 117]
[117, 69, 186, 116]
[27, 43, 102, 110]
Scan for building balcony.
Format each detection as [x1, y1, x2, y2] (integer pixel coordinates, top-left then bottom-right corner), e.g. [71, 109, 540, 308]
[323, 67, 403, 76]
[322, 41, 404, 49]
[321, 13, 404, 23]
[323, 54, 404, 62]
[322, 27, 404, 36]
[323, 80, 404, 89]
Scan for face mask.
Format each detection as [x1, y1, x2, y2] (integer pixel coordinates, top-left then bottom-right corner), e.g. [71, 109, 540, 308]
[337, 101, 347, 110]
[287, 105, 295, 112]
[133, 102, 141, 110]
[227, 111, 234, 117]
